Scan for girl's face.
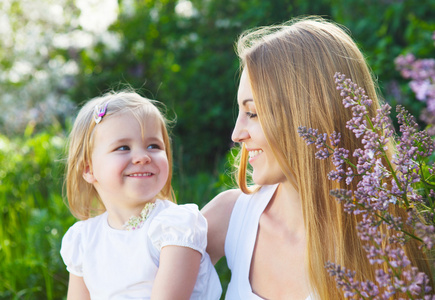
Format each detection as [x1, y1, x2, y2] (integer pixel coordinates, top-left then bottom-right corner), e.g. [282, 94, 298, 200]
[84, 111, 169, 212]
[232, 69, 286, 186]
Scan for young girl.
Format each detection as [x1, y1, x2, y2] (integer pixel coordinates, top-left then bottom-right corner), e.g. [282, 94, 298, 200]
[60, 91, 221, 299]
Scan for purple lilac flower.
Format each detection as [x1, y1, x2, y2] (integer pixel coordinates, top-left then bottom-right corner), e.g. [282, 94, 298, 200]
[332, 148, 349, 167]
[394, 106, 435, 208]
[395, 56, 435, 108]
[330, 131, 341, 147]
[325, 262, 373, 298]
[357, 215, 432, 298]
[300, 73, 435, 298]
[298, 126, 332, 160]
[345, 167, 354, 185]
[298, 127, 318, 145]
[415, 220, 435, 250]
[395, 34, 435, 131]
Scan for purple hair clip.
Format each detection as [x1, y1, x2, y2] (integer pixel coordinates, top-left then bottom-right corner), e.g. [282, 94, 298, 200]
[94, 103, 109, 124]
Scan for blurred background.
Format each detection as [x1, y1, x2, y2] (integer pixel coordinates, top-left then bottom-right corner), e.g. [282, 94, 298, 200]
[1, 0, 434, 298]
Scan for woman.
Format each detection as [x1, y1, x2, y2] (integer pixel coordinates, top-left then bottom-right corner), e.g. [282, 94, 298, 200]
[202, 17, 431, 299]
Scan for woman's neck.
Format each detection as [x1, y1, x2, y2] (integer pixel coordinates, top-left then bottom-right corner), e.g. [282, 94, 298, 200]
[266, 182, 305, 236]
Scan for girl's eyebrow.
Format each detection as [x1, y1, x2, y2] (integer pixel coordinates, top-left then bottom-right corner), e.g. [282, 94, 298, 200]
[109, 138, 131, 147]
[146, 136, 164, 143]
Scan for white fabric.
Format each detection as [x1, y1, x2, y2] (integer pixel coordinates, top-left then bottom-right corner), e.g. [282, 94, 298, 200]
[61, 199, 221, 300]
[225, 184, 314, 300]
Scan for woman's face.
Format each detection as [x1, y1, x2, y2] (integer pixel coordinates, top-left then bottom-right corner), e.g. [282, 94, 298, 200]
[232, 69, 286, 186]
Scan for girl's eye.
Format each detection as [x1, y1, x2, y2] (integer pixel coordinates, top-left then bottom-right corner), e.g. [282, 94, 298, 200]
[147, 144, 162, 150]
[116, 145, 130, 151]
[246, 112, 258, 119]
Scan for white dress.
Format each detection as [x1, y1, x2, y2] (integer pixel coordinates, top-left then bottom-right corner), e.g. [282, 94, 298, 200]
[225, 184, 314, 300]
[60, 199, 222, 300]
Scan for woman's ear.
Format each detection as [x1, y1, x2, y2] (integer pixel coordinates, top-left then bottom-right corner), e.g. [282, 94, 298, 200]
[82, 165, 96, 183]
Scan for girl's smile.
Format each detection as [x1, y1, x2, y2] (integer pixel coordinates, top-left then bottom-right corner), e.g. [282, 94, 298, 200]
[126, 172, 154, 177]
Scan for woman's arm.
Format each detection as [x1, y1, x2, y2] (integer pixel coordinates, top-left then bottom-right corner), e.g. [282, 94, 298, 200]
[151, 246, 201, 300]
[67, 273, 90, 300]
[201, 189, 241, 265]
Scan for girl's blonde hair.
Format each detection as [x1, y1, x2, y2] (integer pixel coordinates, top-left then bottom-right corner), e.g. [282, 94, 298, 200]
[65, 91, 174, 220]
[236, 16, 431, 299]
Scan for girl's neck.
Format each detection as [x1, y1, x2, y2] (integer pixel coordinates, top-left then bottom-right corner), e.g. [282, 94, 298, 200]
[105, 200, 156, 230]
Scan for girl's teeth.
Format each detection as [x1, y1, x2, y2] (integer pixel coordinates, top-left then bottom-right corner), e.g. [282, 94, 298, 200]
[130, 173, 152, 177]
[249, 150, 263, 158]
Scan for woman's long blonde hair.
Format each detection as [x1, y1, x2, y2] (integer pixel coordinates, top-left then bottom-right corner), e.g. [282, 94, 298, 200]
[65, 91, 175, 220]
[236, 16, 431, 299]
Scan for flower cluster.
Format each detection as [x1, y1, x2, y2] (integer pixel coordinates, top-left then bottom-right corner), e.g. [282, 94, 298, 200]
[298, 72, 435, 299]
[123, 202, 156, 231]
[326, 252, 432, 300]
[395, 32, 435, 136]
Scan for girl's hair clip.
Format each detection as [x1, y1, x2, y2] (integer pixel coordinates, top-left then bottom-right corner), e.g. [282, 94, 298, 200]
[94, 103, 109, 124]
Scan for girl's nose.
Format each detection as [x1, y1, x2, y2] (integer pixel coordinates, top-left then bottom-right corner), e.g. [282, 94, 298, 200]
[232, 116, 250, 143]
[133, 150, 151, 164]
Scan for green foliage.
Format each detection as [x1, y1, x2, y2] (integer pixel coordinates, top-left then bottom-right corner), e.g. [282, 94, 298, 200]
[332, 0, 435, 120]
[0, 125, 73, 299]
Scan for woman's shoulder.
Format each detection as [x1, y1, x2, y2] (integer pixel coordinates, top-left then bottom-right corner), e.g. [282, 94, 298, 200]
[201, 188, 242, 217]
[201, 188, 242, 265]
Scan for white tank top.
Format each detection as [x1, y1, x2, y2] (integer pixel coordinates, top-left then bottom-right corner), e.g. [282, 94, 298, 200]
[224, 184, 314, 300]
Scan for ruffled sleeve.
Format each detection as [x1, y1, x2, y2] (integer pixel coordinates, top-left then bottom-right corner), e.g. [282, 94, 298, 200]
[148, 203, 207, 256]
[60, 221, 85, 277]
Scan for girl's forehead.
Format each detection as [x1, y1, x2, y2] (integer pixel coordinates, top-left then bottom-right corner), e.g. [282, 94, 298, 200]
[113, 108, 159, 122]
[92, 112, 164, 144]
[94, 109, 161, 131]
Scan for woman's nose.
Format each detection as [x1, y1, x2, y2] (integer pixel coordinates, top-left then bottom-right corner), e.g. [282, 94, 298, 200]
[133, 150, 151, 164]
[232, 116, 249, 143]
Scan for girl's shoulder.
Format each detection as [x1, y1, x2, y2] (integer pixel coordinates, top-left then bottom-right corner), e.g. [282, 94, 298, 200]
[154, 199, 202, 219]
[61, 212, 108, 247]
[67, 212, 108, 233]
[149, 200, 208, 254]
[153, 199, 203, 221]
[60, 213, 107, 276]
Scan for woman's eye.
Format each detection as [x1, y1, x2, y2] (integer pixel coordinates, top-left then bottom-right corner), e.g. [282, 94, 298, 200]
[246, 112, 258, 119]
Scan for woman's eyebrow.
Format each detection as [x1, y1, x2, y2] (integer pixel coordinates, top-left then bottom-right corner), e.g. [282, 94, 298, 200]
[242, 99, 254, 106]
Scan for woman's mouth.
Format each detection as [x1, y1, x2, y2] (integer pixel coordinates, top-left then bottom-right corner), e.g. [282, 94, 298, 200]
[248, 149, 263, 159]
